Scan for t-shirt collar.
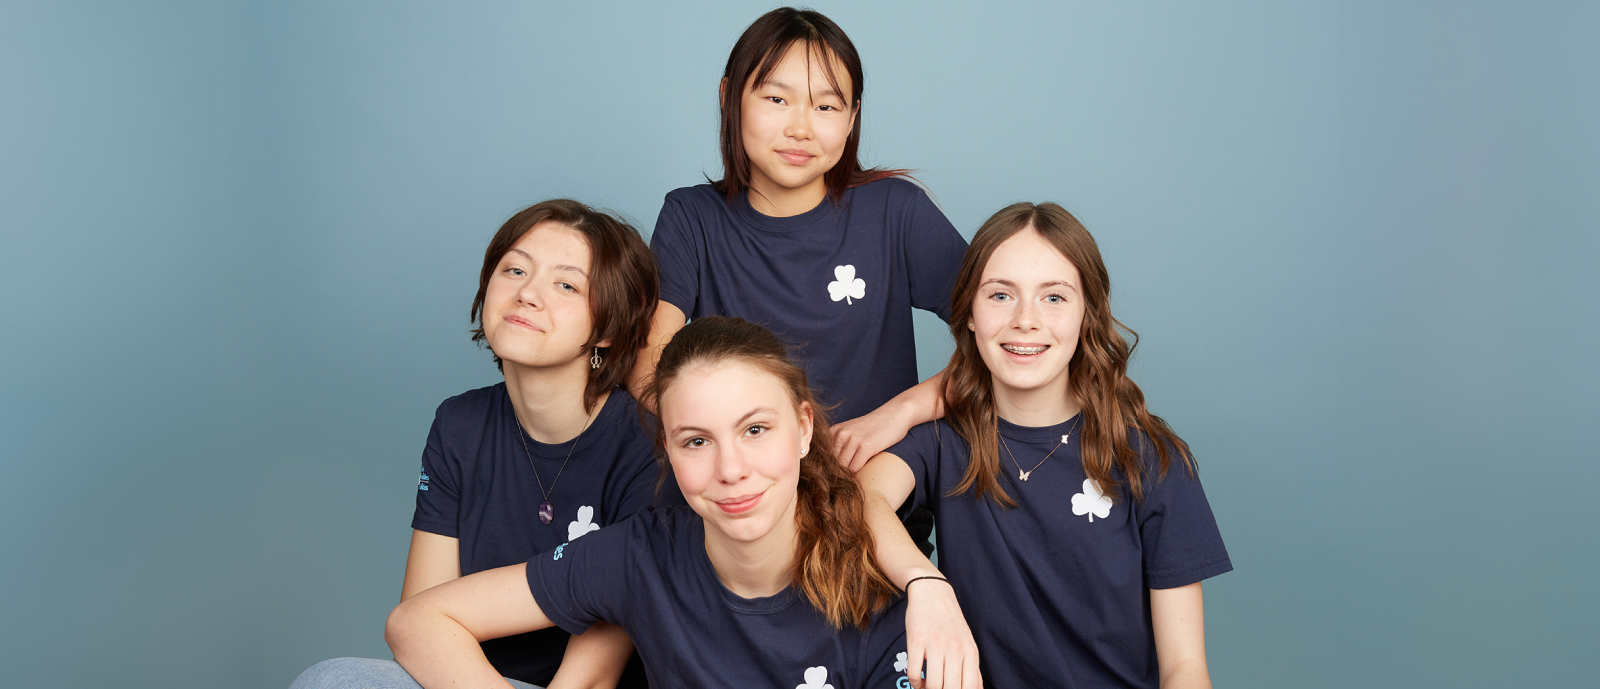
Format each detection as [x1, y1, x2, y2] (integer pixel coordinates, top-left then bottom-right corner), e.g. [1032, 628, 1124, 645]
[733, 188, 842, 233]
[997, 411, 1086, 445]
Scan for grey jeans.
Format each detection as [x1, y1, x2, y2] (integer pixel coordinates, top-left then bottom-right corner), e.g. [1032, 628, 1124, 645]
[290, 658, 542, 689]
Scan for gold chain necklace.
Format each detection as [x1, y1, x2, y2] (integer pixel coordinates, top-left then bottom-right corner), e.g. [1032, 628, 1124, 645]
[999, 414, 1083, 482]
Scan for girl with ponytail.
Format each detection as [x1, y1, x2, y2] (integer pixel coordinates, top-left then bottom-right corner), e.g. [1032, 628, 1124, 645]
[860, 203, 1233, 689]
[386, 317, 910, 689]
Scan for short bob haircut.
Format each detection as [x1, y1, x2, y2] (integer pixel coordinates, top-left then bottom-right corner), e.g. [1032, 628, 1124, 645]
[713, 7, 905, 204]
[469, 199, 658, 412]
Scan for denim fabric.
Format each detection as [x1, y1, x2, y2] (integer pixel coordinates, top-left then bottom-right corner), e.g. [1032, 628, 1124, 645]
[290, 657, 541, 689]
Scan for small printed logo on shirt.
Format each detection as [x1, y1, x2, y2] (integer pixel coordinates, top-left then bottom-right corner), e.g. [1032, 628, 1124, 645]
[552, 543, 567, 561]
[828, 265, 866, 305]
[568, 505, 601, 541]
[417, 466, 430, 491]
[796, 665, 834, 689]
[893, 652, 915, 688]
[1072, 478, 1114, 522]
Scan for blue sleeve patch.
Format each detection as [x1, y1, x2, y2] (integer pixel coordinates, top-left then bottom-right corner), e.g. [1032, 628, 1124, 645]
[417, 465, 430, 491]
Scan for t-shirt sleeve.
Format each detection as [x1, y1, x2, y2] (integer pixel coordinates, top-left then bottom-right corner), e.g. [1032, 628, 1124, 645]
[887, 422, 944, 518]
[411, 413, 460, 537]
[524, 517, 635, 636]
[1135, 442, 1233, 589]
[899, 186, 968, 323]
[650, 192, 702, 316]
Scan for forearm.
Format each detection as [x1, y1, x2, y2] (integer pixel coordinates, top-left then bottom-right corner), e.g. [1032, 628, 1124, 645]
[864, 490, 942, 587]
[385, 603, 511, 689]
[545, 621, 633, 689]
[1159, 658, 1212, 689]
[887, 368, 947, 429]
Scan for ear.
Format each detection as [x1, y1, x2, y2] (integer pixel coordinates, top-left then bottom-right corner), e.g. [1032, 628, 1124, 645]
[596, 337, 611, 349]
[967, 321, 976, 332]
[797, 400, 815, 453]
[850, 100, 860, 135]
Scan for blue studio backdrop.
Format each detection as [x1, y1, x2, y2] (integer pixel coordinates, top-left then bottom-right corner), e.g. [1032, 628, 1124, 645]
[1, 2, 1595, 688]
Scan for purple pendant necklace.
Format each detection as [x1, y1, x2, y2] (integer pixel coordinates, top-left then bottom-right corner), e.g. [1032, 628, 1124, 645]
[512, 402, 595, 525]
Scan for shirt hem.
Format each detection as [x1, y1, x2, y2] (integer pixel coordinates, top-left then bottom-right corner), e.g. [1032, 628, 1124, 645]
[1147, 555, 1233, 589]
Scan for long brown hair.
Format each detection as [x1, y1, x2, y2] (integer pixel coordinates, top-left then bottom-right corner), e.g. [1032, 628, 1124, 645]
[944, 202, 1193, 507]
[643, 316, 897, 630]
[713, 7, 907, 204]
[469, 199, 658, 412]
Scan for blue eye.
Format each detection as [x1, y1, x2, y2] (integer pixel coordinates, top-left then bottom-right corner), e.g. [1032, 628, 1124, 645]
[1045, 294, 1064, 303]
[990, 292, 1012, 302]
[507, 268, 525, 276]
[558, 282, 577, 292]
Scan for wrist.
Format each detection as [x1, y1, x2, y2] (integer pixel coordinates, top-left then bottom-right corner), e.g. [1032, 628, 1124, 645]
[904, 575, 950, 593]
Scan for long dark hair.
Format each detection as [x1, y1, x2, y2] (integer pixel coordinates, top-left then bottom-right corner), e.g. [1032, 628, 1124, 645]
[944, 203, 1193, 507]
[643, 317, 897, 630]
[469, 199, 658, 412]
[713, 7, 906, 204]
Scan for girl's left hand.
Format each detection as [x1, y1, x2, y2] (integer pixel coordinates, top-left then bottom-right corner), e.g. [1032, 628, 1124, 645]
[834, 403, 916, 471]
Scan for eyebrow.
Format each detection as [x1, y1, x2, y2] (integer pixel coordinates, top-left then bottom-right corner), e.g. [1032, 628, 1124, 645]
[669, 406, 779, 437]
[507, 249, 588, 277]
[980, 278, 1078, 291]
[756, 79, 845, 103]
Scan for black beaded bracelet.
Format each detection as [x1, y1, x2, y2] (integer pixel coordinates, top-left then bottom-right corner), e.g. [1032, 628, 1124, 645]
[904, 575, 950, 591]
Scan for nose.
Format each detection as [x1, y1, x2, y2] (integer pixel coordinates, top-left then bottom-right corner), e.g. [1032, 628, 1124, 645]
[784, 105, 813, 141]
[1011, 296, 1040, 331]
[713, 443, 752, 485]
[516, 275, 544, 310]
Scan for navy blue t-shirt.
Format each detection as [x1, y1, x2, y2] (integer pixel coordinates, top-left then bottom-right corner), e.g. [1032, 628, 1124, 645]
[888, 416, 1232, 689]
[413, 384, 680, 687]
[651, 179, 968, 422]
[526, 508, 911, 689]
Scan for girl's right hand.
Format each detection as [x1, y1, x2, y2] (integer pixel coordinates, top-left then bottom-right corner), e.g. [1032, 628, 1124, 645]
[903, 578, 981, 689]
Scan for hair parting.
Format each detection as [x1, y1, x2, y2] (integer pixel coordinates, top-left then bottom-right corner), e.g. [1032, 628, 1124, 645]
[942, 202, 1194, 508]
[642, 316, 897, 629]
[469, 199, 658, 412]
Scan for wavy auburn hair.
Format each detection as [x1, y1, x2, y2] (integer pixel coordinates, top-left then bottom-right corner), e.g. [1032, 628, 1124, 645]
[713, 7, 907, 204]
[943, 203, 1193, 507]
[470, 199, 658, 413]
[642, 317, 897, 630]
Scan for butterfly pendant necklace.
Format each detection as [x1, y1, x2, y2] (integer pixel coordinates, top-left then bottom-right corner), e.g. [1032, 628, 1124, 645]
[512, 398, 597, 525]
[999, 414, 1083, 482]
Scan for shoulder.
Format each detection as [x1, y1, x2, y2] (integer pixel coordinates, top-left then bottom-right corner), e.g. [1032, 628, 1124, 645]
[854, 175, 923, 198]
[891, 420, 964, 462]
[1121, 425, 1197, 487]
[662, 183, 725, 209]
[432, 383, 503, 426]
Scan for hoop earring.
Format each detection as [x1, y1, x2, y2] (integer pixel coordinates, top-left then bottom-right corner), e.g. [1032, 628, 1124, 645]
[590, 347, 602, 370]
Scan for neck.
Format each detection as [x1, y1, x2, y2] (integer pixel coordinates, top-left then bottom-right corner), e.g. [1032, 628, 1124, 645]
[993, 377, 1081, 428]
[747, 178, 827, 218]
[502, 358, 606, 443]
[702, 497, 800, 599]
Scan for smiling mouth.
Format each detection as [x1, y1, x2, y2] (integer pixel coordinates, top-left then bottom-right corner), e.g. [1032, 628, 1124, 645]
[714, 492, 765, 515]
[505, 315, 542, 331]
[1002, 344, 1049, 356]
[777, 149, 814, 165]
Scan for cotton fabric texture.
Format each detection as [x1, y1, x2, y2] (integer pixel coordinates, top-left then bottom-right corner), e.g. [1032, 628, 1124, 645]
[413, 385, 679, 687]
[888, 416, 1232, 688]
[650, 178, 968, 422]
[526, 507, 910, 689]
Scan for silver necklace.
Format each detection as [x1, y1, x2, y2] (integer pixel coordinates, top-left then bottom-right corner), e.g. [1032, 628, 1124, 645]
[512, 401, 597, 525]
[999, 413, 1084, 482]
